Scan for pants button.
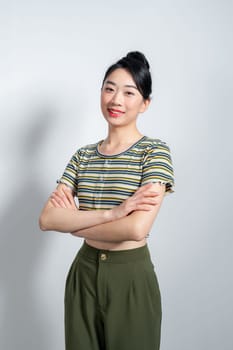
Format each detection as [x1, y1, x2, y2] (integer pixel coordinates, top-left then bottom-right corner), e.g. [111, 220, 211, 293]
[100, 253, 107, 261]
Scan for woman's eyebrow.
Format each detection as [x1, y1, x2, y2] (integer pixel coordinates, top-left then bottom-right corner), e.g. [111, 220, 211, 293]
[105, 80, 138, 90]
[125, 84, 138, 90]
[105, 80, 116, 86]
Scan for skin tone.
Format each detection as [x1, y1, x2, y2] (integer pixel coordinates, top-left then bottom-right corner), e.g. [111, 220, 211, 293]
[39, 68, 166, 250]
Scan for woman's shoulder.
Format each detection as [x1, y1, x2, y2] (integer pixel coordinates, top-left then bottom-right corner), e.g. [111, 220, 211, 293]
[140, 136, 171, 151]
[73, 140, 102, 157]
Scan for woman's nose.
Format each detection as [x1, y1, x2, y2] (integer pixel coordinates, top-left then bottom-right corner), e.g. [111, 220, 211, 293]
[111, 91, 123, 105]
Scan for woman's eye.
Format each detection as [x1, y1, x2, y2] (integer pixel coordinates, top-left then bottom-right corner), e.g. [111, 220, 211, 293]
[105, 87, 114, 92]
[125, 91, 134, 96]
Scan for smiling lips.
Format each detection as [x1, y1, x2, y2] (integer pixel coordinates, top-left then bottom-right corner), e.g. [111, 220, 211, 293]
[108, 108, 125, 118]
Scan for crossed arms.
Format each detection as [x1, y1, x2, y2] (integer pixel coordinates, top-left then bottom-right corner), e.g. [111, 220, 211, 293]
[39, 182, 166, 242]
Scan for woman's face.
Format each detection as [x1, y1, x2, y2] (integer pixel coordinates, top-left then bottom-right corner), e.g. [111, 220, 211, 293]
[101, 68, 150, 128]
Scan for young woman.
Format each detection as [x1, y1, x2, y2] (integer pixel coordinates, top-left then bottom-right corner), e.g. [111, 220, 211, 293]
[39, 51, 174, 350]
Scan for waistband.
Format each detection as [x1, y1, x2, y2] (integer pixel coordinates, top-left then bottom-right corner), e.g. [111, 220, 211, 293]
[78, 241, 151, 263]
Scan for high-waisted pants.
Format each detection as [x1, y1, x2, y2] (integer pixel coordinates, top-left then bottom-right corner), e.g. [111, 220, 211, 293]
[64, 241, 162, 350]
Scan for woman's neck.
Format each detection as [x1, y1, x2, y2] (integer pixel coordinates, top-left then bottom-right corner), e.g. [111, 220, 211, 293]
[99, 126, 144, 155]
[105, 126, 143, 147]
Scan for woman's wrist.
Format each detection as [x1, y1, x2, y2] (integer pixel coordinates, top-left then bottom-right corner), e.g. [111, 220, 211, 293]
[103, 209, 117, 222]
[107, 206, 127, 221]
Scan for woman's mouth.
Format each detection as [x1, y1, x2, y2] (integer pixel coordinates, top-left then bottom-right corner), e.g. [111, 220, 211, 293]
[107, 108, 125, 118]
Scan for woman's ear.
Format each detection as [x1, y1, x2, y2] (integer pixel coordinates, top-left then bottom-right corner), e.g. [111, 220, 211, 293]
[140, 98, 151, 113]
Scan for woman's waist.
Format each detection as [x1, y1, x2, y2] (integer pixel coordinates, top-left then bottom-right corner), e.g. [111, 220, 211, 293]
[79, 239, 151, 263]
[84, 238, 147, 251]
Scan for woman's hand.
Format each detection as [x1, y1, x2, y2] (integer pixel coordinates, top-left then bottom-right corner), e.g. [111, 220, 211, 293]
[111, 183, 159, 220]
[50, 187, 78, 210]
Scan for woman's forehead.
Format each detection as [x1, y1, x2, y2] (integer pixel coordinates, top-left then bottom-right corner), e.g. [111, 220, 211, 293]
[104, 68, 137, 87]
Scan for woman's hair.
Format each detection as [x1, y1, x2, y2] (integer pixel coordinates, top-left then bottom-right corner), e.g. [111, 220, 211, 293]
[102, 51, 152, 100]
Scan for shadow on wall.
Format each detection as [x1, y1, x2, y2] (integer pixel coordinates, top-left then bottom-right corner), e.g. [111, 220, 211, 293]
[0, 107, 56, 350]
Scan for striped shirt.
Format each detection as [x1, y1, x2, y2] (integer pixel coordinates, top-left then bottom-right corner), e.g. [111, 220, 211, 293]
[58, 136, 175, 210]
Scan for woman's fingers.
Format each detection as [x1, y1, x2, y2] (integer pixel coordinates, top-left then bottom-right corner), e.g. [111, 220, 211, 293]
[50, 196, 66, 208]
[136, 182, 154, 192]
[50, 188, 77, 210]
[134, 204, 156, 211]
[133, 184, 159, 199]
[137, 197, 158, 205]
[110, 183, 160, 219]
[62, 188, 76, 206]
[131, 189, 159, 205]
[124, 184, 160, 213]
[50, 191, 69, 208]
[62, 188, 78, 209]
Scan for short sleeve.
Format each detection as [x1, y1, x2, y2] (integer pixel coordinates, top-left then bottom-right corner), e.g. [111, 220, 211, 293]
[56, 150, 80, 195]
[141, 141, 175, 194]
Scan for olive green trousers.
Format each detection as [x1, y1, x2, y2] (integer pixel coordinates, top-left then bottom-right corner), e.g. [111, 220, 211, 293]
[64, 241, 162, 350]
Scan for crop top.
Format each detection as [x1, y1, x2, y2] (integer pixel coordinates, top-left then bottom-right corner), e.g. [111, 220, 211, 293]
[58, 136, 175, 210]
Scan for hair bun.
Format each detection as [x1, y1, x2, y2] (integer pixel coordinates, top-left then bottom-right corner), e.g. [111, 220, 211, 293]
[126, 51, 150, 70]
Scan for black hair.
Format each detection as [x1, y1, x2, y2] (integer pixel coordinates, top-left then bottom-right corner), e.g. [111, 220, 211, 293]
[102, 51, 152, 100]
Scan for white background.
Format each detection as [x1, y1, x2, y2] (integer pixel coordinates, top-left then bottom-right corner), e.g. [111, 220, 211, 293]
[0, 1, 232, 349]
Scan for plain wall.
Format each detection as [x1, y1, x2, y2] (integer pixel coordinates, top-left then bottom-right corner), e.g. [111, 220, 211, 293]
[1, 1, 232, 349]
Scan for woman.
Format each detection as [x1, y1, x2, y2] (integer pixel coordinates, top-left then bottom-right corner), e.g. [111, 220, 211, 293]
[39, 51, 174, 350]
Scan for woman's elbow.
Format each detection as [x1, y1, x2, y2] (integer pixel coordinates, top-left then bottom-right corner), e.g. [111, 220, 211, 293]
[130, 221, 150, 241]
[39, 211, 50, 231]
[39, 221, 47, 231]
[39, 218, 46, 231]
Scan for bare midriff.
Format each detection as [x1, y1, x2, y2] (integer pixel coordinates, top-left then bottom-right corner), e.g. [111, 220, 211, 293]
[85, 238, 147, 251]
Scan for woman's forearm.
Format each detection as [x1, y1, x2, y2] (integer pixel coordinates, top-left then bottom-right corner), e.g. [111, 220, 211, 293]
[39, 207, 115, 233]
[71, 198, 163, 242]
[71, 215, 136, 242]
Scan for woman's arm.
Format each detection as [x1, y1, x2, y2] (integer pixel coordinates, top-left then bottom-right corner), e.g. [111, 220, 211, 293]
[71, 183, 166, 242]
[39, 183, 159, 233]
